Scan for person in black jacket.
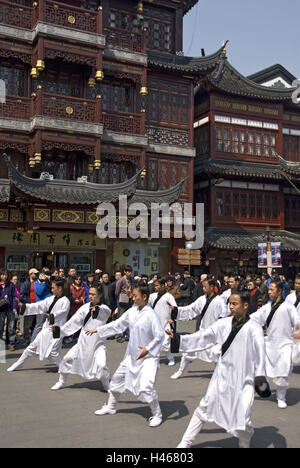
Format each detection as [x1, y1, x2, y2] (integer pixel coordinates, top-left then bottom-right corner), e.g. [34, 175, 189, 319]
[19, 268, 39, 345]
[0, 269, 17, 351]
[179, 271, 195, 307]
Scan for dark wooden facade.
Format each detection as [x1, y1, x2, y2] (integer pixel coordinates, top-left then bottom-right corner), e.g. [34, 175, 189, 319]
[193, 60, 300, 279]
[0, 0, 204, 275]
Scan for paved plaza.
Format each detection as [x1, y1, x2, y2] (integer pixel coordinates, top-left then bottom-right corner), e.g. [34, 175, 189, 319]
[0, 320, 300, 449]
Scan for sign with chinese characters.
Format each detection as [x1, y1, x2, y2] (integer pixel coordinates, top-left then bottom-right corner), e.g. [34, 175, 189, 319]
[0, 230, 106, 250]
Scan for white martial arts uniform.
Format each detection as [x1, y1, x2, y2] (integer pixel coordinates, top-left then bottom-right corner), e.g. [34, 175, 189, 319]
[94, 304, 165, 426]
[175, 294, 227, 364]
[176, 316, 268, 448]
[53, 303, 111, 387]
[220, 288, 232, 315]
[250, 301, 300, 402]
[149, 292, 177, 363]
[8, 295, 70, 370]
[285, 292, 300, 364]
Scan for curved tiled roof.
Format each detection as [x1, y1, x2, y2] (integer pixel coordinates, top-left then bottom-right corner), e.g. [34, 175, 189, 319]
[196, 158, 282, 180]
[205, 227, 300, 252]
[207, 60, 295, 101]
[3, 154, 185, 206]
[148, 45, 226, 75]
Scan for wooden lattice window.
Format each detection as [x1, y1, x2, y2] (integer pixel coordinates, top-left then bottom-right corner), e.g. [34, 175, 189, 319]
[0, 63, 27, 97]
[100, 82, 135, 113]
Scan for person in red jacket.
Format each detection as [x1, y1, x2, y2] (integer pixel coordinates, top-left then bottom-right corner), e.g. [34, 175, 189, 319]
[69, 275, 86, 318]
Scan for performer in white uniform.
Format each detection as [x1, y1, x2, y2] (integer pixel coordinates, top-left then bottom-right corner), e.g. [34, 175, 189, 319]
[85, 282, 165, 427]
[220, 275, 241, 315]
[250, 279, 300, 409]
[285, 274, 300, 313]
[168, 278, 227, 379]
[50, 285, 111, 391]
[285, 274, 300, 364]
[166, 289, 271, 449]
[7, 280, 70, 372]
[149, 277, 177, 366]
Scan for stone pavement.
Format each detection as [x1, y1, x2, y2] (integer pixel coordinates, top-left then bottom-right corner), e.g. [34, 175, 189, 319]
[0, 320, 300, 448]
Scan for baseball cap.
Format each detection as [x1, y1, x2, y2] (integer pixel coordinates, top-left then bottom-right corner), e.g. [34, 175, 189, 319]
[29, 268, 39, 274]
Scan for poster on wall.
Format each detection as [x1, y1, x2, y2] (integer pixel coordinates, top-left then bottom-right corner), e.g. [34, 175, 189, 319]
[258, 243, 267, 268]
[271, 242, 282, 268]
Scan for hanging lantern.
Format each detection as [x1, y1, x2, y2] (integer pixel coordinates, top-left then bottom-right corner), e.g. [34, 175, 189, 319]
[36, 60, 45, 72]
[94, 160, 101, 169]
[88, 163, 94, 174]
[29, 157, 36, 168]
[30, 67, 39, 79]
[88, 77, 96, 88]
[95, 70, 104, 82]
[141, 168, 147, 179]
[137, 1, 143, 14]
[140, 87, 148, 96]
[34, 153, 42, 164]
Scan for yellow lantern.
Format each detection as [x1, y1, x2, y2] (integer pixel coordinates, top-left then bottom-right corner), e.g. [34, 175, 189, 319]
[95, 70, 104, 81]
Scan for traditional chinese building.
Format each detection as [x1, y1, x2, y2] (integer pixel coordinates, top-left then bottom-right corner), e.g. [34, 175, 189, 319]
[0, 0, 226, 275]
[193, 58, 300, 279]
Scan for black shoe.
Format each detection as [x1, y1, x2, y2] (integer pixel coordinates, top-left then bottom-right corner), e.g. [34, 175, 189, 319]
[117, 337, 126, 343]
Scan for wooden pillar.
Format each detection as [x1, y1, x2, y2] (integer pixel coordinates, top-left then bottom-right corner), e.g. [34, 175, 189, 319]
[96, 249, 106, 270]
[0, 247, 5, 269]
[175, 9, 183, 53]
[96, 5, 103, 35]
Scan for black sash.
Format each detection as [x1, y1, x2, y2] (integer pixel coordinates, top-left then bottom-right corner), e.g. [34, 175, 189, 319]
[198, 294, 217, 326]
[295, 292, 300, 309]
[48, 296, 63, 325]
[221, 315, 250, 357]
[265, 300, 284, 329]
[153, 291, 168, 309]
[83, 305, 101, 327]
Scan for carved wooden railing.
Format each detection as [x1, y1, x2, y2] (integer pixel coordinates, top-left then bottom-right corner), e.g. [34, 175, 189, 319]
[33, 90, 101, 123]
[34, 0, 102, 34]
[104, 26, 146, 53]
[0, 95, 31, 119]
[0, 0, 102, 33]
[103, 110, 142, 134]
[0, 0, 33, 29]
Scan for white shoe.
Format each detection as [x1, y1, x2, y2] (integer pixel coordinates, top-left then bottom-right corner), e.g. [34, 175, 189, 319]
[149, 416, 162, 427]
[51, 381, 65, 391]
[168, 360, 175, 367]
[277, 399, 287, 409]
[94, 405, 117, 416]
[170, 371, 182, 380]
[7, 363, 22, 372]
[177, 441, 191, 448]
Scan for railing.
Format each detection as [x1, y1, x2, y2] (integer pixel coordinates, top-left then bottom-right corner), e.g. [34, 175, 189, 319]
[0, 0, 33, 29]
[0, 95, 31, 119]
[103, 110, 142, 134]
[104, 26, 145, 53]
[34, 91, 100, 123]
[0, 0, 102, 33]
[36, 0, 102, 34]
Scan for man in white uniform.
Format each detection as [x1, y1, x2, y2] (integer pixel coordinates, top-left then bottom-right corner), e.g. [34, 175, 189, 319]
[285, 274, 300, 312]
[166, 289, 271, 449]
[85, 282, 165, 427]
[220, 275, 241, 315]
[168, 278, 227, 379]
[149, 277, 177, 366]
[250, 279, 300, 408]
[50, 285, 111, 391]
[7, 280, 70, 372]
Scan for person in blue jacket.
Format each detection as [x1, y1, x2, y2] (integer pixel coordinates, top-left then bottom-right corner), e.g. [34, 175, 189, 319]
[30, 272, 52, 342]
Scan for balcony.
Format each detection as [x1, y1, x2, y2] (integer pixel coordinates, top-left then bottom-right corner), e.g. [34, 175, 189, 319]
[103, 110, 143, 135]
[0, 0, 33, 29]
[34, 92, 100, 123]
[0, 95, 31, 120]
[0, 0, 102, 34]
[104, 26, 146, 54]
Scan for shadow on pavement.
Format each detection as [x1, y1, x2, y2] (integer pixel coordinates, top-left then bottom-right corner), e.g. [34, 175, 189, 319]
[192, 426, 287, 448]
[115, 400, 189, 422]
